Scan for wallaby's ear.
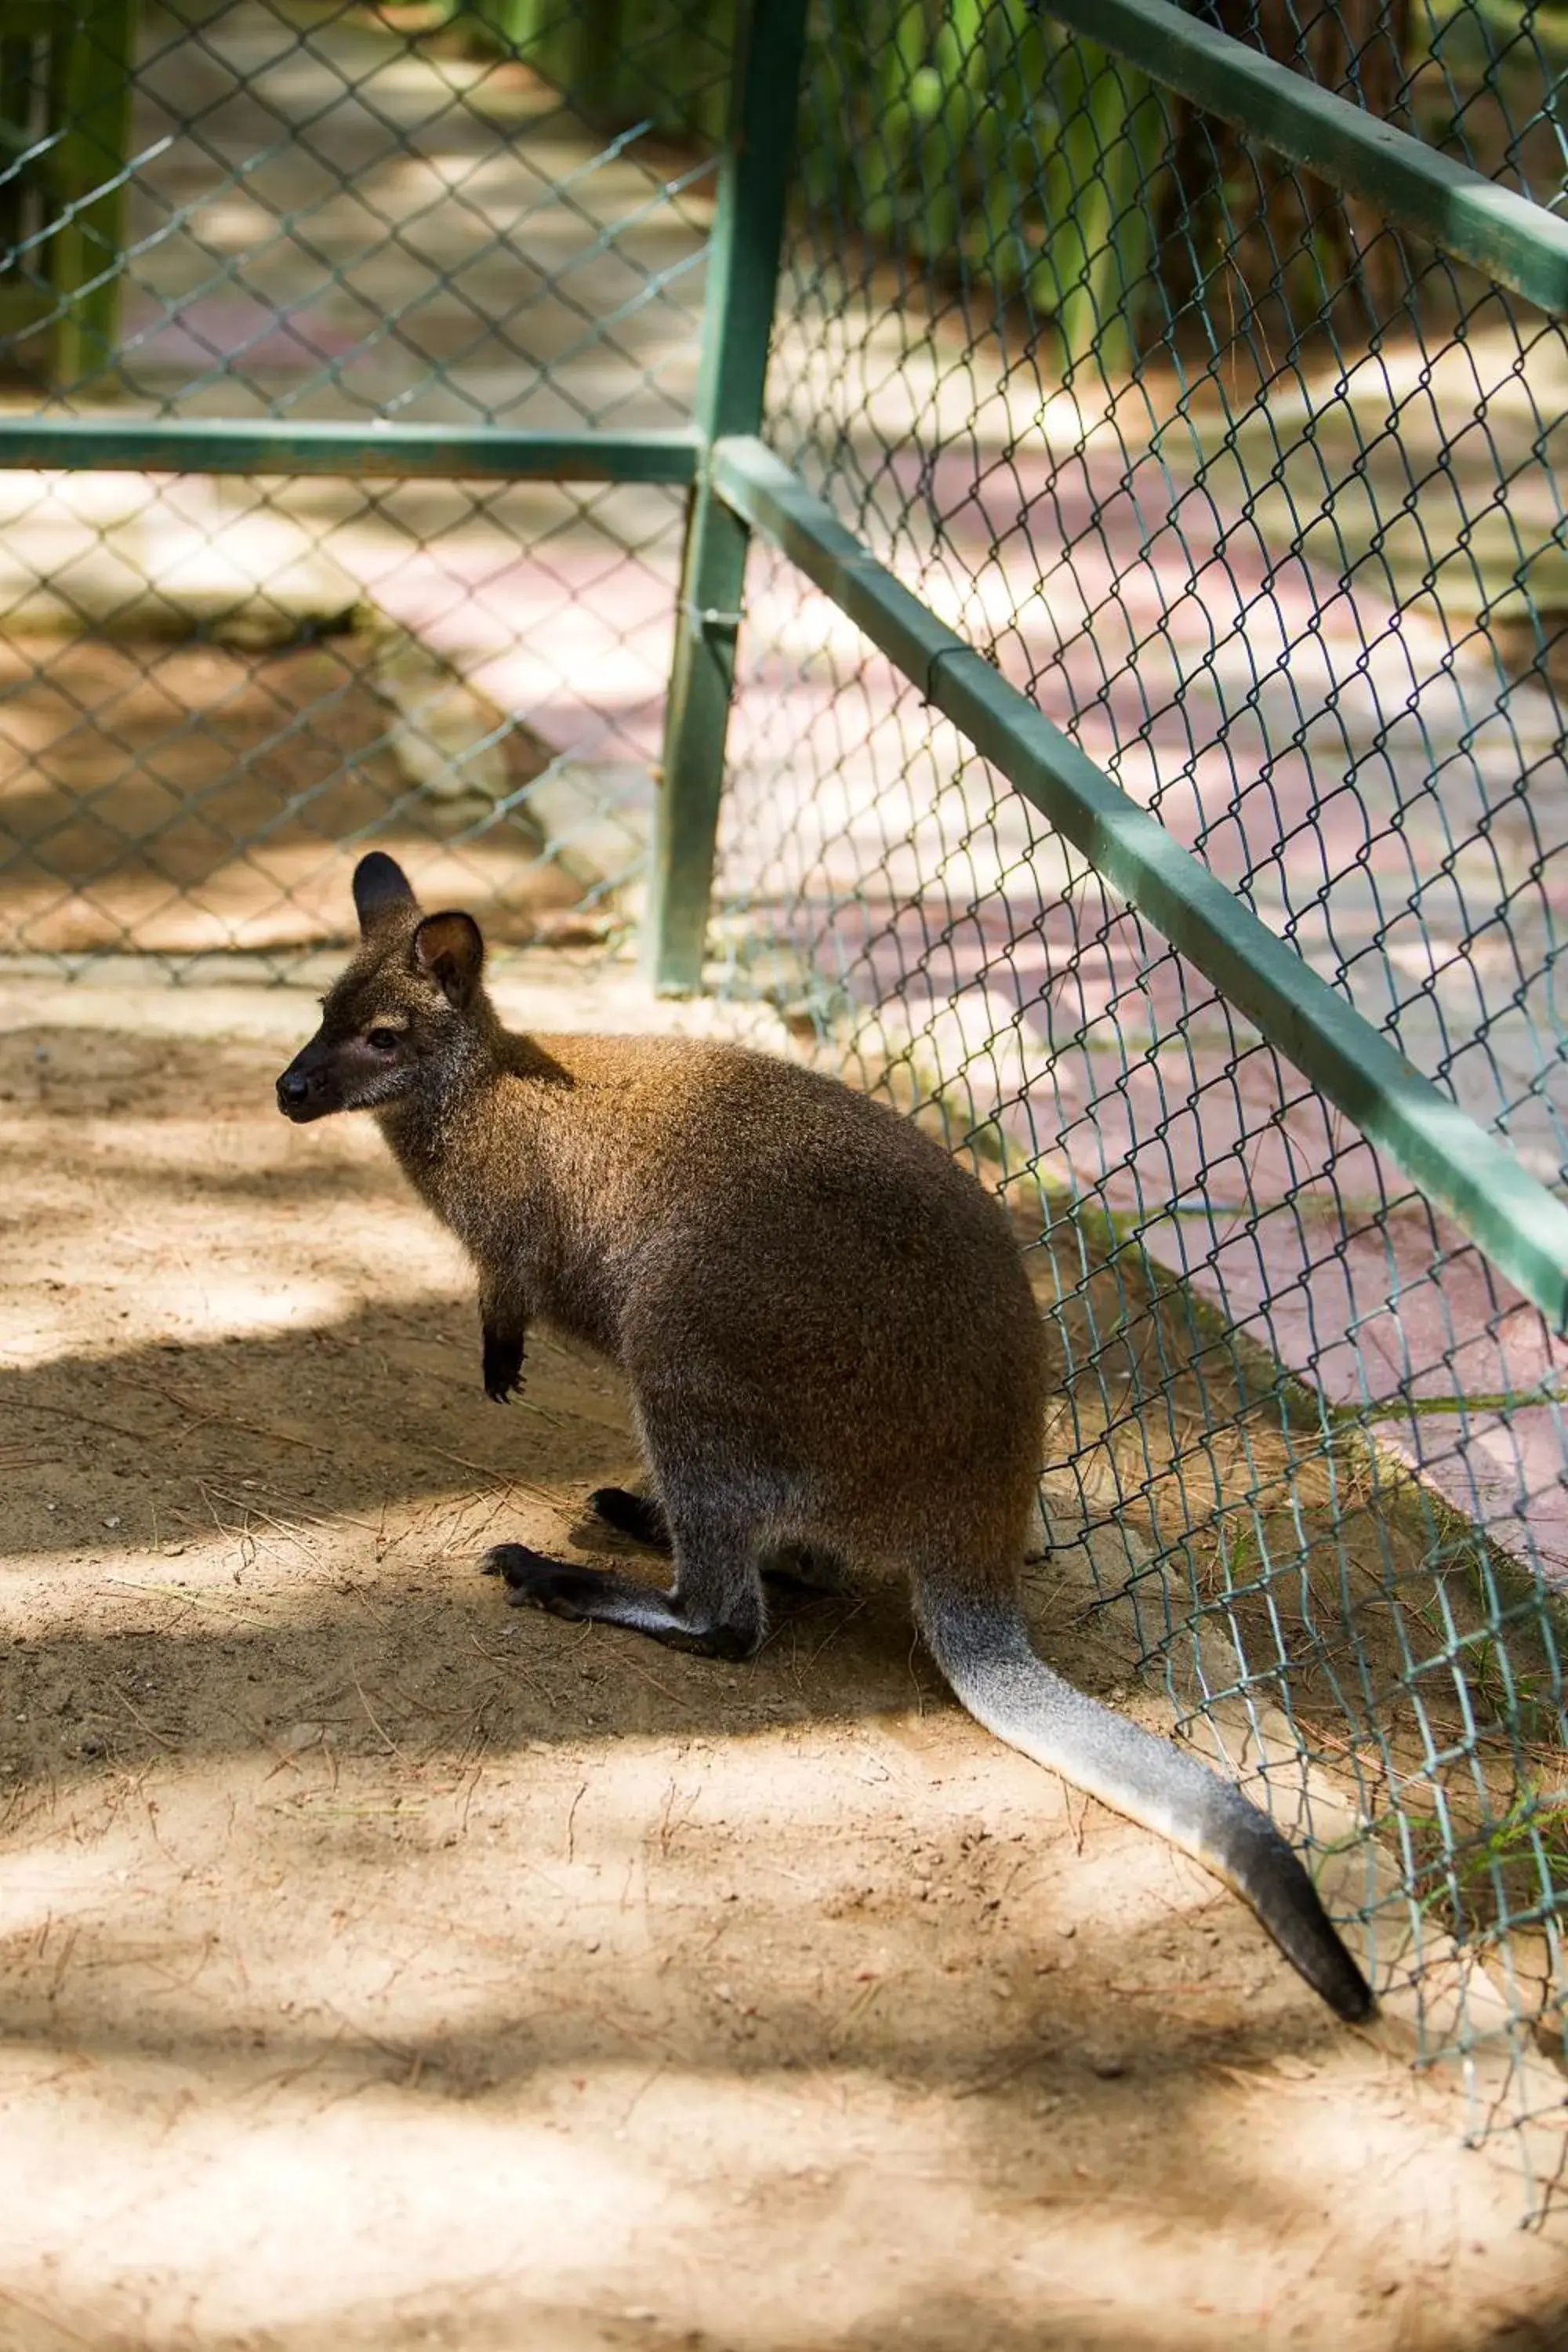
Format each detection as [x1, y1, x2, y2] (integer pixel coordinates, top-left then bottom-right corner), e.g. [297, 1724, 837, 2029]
[353, 851, 416, 936]
[412, 910, 484, 1007]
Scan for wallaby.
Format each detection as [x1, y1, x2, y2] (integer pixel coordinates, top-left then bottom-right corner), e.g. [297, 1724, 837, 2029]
[276, 851, 1373, 2024]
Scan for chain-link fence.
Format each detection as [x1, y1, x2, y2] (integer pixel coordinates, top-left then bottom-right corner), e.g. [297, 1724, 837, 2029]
[5, 0, 1568, 2212]
[0, 0, 728, 964]
[716, 0, 1568, 2203]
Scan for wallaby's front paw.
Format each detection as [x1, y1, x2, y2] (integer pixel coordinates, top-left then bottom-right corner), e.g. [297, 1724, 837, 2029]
[482, 1327, 524, 1403]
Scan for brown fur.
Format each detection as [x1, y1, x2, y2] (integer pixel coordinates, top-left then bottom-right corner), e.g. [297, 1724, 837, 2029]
[273, 853, 1374, 2024]
[283, 861, 1046, 1602]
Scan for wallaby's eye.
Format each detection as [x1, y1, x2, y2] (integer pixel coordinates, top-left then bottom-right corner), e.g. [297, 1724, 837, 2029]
[366, 1027, 403, 1053]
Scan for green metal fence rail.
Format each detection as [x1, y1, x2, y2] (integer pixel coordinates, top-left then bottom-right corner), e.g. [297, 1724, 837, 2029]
[1040, 0, 1568, 315]
[642, 0, 808, 990]
[0, 419, 701, 477]
[3, 0, 1568, 2210]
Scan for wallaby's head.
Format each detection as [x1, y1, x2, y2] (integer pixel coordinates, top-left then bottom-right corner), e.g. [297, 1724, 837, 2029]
[276, 852, 491, 1123]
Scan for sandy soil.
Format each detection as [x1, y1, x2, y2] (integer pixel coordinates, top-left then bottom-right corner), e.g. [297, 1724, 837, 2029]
[0, 634, 582, 957]
[2, 950, 1566, 2352]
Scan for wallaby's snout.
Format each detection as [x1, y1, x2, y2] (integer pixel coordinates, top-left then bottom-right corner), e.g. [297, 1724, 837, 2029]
[276, 1015, 423, 1122]
[275, 1033, 339, 1122]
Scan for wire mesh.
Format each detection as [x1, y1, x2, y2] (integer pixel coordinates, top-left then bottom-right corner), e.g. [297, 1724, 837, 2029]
[9, 0, 1568, 2209]
[0, 0, 728, 967]
[717, 0, 1568, 2195]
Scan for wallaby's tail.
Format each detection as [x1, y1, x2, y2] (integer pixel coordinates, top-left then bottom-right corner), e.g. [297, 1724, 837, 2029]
[916, 1578, 1373, 2024]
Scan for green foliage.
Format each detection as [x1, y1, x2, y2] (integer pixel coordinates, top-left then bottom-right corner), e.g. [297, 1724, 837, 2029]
[806, 0, 1166, 371]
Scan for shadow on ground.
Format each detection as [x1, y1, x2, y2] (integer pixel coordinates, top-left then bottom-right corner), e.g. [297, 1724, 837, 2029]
[2, 975, 1566, 2348]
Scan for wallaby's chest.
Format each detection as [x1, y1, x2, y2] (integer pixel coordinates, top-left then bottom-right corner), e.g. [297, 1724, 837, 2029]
[405, 1130, 626, 1356]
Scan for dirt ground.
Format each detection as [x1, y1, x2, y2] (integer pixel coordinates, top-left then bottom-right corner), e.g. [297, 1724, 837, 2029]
[2, 949, 1568, 2352]
[0, 633, 581, 957]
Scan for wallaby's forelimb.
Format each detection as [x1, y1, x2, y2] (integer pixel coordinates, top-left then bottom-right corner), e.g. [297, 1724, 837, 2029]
[482, 1327, 524, 1403]
[478, 1277, 527, 1404]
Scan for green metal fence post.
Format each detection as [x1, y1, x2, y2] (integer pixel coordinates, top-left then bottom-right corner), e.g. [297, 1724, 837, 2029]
[643, 0, 808, 995]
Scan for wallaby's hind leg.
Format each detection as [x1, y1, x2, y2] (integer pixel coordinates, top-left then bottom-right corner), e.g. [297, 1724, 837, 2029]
[482, 1504, 765, 1662]
[584, 1490, 845, 1596]
[586, 1486, 671, 1550]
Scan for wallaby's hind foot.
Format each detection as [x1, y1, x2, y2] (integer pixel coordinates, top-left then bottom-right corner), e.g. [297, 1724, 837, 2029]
[586, 1486, 671, 1550]
[585, 1490, 844, 1599]
[482, 1542, 763, 1662]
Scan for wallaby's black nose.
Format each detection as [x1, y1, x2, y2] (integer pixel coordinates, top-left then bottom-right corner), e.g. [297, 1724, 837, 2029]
[278, 1069, 310, 1109]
